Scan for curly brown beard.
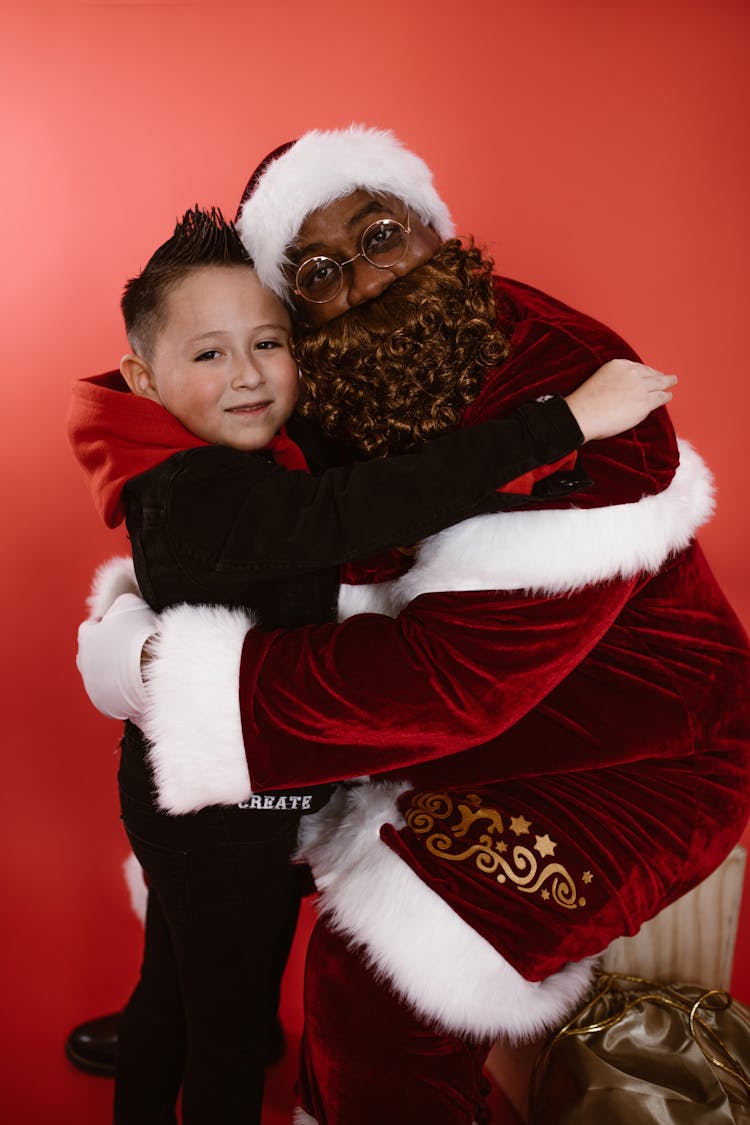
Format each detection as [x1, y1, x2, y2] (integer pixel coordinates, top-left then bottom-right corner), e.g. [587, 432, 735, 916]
[292, 240, 508, 458]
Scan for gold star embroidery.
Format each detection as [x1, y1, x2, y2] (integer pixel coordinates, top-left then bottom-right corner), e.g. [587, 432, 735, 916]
[541, 889, 550, 900]
[510, 815, 532, 836]
[534, 834, 557, 858]
[582, 871, 593, 884]
[497, 840, 508, 854]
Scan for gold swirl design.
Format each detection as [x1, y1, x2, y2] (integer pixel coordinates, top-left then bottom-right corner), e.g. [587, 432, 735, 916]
[407, 809, 439, 833]
[424, 833, 456, 855]
[407, 792, 455, 834]
[420, 792, 455, 817]
[404, 791, 583, 911]
[451, 802, 504, 839]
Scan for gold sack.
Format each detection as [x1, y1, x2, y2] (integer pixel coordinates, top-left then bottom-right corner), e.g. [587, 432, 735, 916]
[528, 973, 750, 1124]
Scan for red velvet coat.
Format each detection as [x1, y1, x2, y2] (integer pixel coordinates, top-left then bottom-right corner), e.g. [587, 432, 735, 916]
[140, 277, 750, 1041]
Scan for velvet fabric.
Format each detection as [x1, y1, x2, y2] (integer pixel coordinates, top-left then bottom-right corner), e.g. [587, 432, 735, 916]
[234, 275, 750, 991]
[240, 543, 749, 791]
[297, 918, 494, 1125]
[239, 276, 691, 787]
[116, 269, 750, 1051]
[384, 746, 749, 981]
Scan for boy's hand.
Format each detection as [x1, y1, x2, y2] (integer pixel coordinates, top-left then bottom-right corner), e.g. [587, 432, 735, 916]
[77, 593, 157, 724]
[565, 359, 677, 443]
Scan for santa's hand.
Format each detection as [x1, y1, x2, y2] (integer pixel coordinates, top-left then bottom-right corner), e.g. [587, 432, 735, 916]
[565, 359, 678, 443]
[77, 593, 158, 724]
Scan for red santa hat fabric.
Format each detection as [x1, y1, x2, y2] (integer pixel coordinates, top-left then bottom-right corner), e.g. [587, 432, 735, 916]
[235, 125, 455, 302]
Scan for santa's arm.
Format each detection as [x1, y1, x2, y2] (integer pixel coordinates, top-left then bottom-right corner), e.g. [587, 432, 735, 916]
[140, 438, 713, 813]
[140, 577, 635, 812]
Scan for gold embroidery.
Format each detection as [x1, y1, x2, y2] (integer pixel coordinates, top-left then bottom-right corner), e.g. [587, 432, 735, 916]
[451, 794, 505, 839]
[534, 833, 557, 858]
[405, 792, 587, 911]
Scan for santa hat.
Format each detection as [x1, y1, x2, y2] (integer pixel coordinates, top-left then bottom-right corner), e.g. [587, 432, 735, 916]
[235, 125, 455, 302]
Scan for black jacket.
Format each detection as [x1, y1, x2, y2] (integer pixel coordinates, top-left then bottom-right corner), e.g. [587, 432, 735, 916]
[124, 395, 585, 625]
[120, 396, 585, 805]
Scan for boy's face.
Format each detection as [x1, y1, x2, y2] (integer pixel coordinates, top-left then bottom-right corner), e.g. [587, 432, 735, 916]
[134, 266, 299, 451]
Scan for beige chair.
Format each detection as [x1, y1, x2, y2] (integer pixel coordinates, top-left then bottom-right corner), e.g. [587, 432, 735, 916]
[600, 845, 746, 990]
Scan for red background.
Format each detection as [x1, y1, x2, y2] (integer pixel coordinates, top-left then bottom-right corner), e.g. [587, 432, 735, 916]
[1, 2, 748, 1121]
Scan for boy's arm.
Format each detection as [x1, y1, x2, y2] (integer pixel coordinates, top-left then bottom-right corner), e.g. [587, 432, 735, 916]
[140, 430, 712, 813]
[160, 394, 585, 591]
[141, 577, 637, 811]
[161, 359, 674, 591]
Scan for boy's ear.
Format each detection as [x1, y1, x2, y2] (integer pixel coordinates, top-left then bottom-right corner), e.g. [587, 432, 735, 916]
[120, 354, 161, 403]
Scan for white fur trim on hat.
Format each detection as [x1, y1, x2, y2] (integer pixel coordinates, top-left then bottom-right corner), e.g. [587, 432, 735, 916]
[338, 439, 714, 619]
[296, 781, 595, 1041]
[237, 125, 455, 301]
[139, 603, 256, 813]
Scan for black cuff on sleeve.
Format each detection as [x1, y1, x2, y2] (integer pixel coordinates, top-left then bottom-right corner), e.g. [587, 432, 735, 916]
[514, 395, 584, 464]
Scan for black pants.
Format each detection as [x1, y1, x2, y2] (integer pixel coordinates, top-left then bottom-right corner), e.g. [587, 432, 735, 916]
[114, 735, 319, 1125]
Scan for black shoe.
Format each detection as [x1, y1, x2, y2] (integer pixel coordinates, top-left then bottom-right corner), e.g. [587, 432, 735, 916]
[65, 1012, 120, 1077]
[65, 1010, 284, 1076]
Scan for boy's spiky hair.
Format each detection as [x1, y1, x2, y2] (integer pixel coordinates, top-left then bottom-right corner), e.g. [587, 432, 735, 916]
[122, 206, 252, 357]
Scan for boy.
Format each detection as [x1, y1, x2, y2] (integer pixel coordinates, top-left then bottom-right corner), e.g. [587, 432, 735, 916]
[68, 206, 673, 1123]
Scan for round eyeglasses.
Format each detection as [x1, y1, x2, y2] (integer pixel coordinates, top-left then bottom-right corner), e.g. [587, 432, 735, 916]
[293, 212, 411, 304]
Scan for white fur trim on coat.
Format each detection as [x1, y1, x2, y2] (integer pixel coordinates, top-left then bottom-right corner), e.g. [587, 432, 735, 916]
[297, 782, 595, 1042]
[87, 556, 140, 618]
[338, 439, 714, 620]
[237, 126, 455, 301]
[140, 603, 256, 814]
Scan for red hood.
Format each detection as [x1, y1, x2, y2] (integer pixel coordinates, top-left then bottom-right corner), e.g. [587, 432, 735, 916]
[67, 371, 307, 527]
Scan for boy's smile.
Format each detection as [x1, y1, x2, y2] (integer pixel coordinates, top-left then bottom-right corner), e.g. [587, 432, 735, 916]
[122, 265, 299, 451]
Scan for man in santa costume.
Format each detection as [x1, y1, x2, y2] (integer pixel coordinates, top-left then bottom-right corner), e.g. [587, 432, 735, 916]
[78, 126, 750, 1123]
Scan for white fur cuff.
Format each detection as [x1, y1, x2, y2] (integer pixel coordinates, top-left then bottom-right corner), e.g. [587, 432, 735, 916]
[87, 556, 140, 618]
[140, 603, 256, 813]
[297, 783, 595, 1042]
